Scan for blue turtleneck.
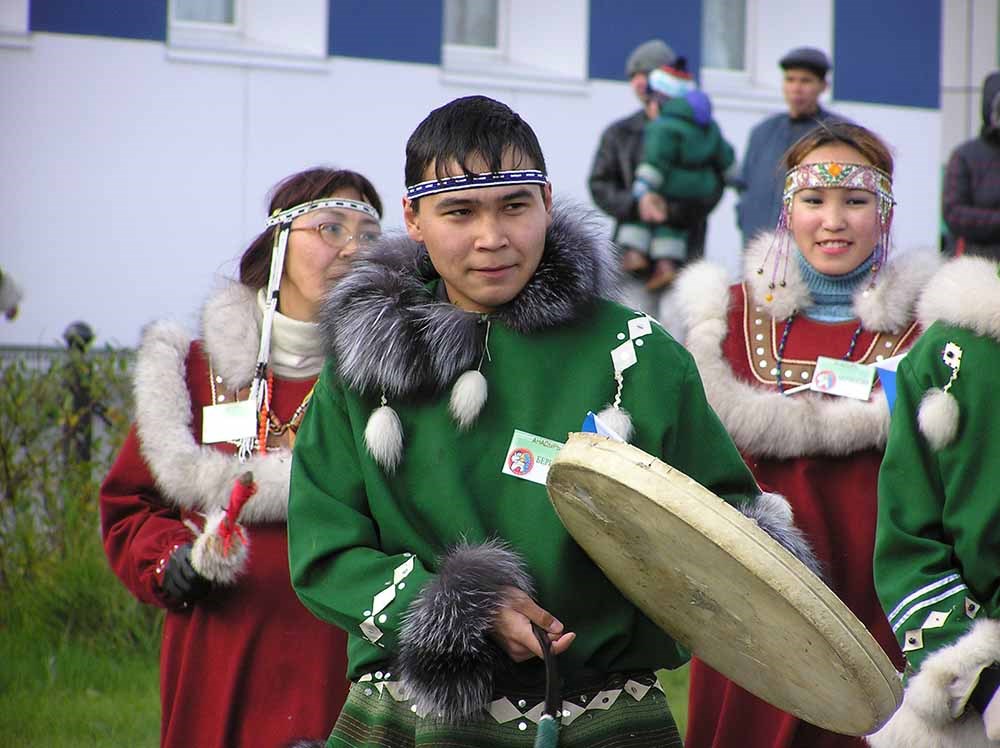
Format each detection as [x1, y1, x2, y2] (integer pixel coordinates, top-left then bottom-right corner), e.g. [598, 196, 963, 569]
[795, 251, 876, 322]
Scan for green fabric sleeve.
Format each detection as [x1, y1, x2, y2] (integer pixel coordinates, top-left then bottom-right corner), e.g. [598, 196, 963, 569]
[874, 334, 972, 675]
[661, 351, 761, 506]
[288, 365, 433, 657]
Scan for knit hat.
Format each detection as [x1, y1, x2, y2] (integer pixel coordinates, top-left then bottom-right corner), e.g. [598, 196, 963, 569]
[779, 47, 830, 78]
[648, 64, 695, 100]
[625, 39, 677, 77]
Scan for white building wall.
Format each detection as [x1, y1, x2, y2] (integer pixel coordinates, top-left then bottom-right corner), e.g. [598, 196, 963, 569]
[0, 22, 944, 348]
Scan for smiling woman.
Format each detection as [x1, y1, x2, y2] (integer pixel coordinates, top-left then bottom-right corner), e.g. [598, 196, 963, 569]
[674, 122, 942, 748]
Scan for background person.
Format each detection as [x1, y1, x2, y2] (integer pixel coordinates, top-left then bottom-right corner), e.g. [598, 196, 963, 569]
[624, 62, 735, 290]
[100, 167, 383, 748]
[675, 122, 938, 748]
[589, 39, 721, 315]
[735, 47, 843, 246]
[942, 70, 1000, 259]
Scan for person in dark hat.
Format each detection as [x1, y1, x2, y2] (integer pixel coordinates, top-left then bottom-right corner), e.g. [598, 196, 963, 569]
[589, 39, 720, 310]
[734, 46, 844, 246]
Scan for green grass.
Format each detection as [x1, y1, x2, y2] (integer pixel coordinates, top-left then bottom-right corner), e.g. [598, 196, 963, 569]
[0, 626, 160, 747]
[659, 663, 691, 738]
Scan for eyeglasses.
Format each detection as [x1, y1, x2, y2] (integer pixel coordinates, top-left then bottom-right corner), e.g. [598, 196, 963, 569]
[289, 222, 381, 250]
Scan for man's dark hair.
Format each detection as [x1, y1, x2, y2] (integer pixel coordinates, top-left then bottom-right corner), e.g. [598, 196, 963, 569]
[404, 96, 547, 197]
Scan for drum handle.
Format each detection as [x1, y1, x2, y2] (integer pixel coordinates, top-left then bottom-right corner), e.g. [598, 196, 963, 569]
[531, 622, 561, 748]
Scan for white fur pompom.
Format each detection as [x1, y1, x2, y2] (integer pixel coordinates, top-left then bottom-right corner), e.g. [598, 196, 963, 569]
[449, 370, 488, 430]
[596, 405, 634, 443]
[365, 404, 404, 472]
[918, 388, 960, 450]
[190, 508, 249, 585]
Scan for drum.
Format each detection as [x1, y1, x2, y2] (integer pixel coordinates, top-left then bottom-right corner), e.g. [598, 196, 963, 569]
[546, 433, 902, 736]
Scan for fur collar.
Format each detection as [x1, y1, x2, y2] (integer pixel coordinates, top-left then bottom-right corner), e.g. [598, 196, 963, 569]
[917, 256, 1000, 343]
[318, 204, 618, 399]
[743, 232, 941, 331]
[133, 282, 298, 522]
[674, 245, 939, 458]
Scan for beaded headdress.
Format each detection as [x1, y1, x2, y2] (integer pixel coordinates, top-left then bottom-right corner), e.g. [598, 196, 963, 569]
[238, 197, 380, 460]
[405, 169, 547, 200]
[757, 161, 895, 303]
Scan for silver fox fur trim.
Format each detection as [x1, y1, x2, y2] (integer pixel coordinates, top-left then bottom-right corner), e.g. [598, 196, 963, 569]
[739, 492, 824, 579]
[398, 539, 535, 721]
[673, 245, 937, 458]
[318, 203, 619, 400]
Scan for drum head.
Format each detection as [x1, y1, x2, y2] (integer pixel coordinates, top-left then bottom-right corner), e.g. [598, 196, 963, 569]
[546, 433, 901, 735]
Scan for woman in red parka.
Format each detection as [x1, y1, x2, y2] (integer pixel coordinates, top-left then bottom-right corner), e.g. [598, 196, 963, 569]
[100, 167, 382, 748]
[675, 123, 938, 748]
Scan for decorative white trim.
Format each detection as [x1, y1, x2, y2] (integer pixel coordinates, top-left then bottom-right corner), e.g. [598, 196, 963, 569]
[357, 673, 663, 727]
[888, 573, 963, 625]
[359, 554, 415, 646]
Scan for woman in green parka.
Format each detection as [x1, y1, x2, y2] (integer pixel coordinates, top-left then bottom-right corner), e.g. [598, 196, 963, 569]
[287, 95, 816, 748]
[870, 255, 1000, 747]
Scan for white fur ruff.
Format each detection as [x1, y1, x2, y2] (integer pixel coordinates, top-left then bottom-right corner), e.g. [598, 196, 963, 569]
[365, 404, 404, 472]
[190, 508, 249, 585]
[867, 620, 1000, 748]
[918, 388, 960, 450]
[449, 370, 488, 430]
[596, 405, 634, 443]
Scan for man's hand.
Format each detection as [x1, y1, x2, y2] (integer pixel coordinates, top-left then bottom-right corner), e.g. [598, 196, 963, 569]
[639, 192, 669, 223]
[490, 586, 575, 662]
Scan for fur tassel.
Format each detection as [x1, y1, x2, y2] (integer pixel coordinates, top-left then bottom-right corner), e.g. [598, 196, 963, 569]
[398, 539, 535, 721]
[449, 370, 488, 430]
[596, 405, 634, 443]
[918, 388, 960, 451]
[739, 492, 825, 580]
[190, 508, 250, 585]
[365, 404, 404, 472]
[867, 619, 1000, 748]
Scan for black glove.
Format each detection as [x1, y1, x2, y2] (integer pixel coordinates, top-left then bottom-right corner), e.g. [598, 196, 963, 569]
[162, 543, 212, 607]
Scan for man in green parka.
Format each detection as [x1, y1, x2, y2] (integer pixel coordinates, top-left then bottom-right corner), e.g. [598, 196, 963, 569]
[870, 256, 1000, 748]
[287, 95, 811, 747]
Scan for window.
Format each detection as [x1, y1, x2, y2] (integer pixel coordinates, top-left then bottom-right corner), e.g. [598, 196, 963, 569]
[173, 0, 236, 25]
[441, 0, 587, 94]
[0, 0, 30, 49]
[445, 0, 499, 48]
[167, 0, 327, 71]
[702, 0, 747, 71]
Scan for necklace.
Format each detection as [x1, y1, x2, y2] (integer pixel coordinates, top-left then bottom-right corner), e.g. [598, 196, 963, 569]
[208, 360, 315, 450]
[774, 313, 864, 395]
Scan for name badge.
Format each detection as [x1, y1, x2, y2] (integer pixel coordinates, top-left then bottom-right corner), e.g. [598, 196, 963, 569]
[810, 356, 876, 401]
[501, 429, 564, 485]
[202, 401, 258, 444]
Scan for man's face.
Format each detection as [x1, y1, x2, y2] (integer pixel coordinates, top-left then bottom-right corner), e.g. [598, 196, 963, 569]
[403, 153, 552, 314]
[782, 68, 826, 118]
[630, 72, 650, 104]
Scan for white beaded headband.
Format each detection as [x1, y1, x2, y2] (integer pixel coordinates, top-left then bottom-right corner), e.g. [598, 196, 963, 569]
[405, 169, 547, 200]
[237, 196, 379, 460]
[266, 197, 379, 226]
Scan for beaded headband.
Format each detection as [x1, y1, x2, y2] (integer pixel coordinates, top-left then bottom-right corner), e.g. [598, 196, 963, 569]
[266, 197, 379, 226]
[781, 162, 894, 226]
[238, 196, 380, 460]
[405, 169, 547, 200]
[758, 161, 896, 304]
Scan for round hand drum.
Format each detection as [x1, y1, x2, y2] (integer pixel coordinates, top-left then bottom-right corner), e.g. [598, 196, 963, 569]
[546, 433, 902, 736]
